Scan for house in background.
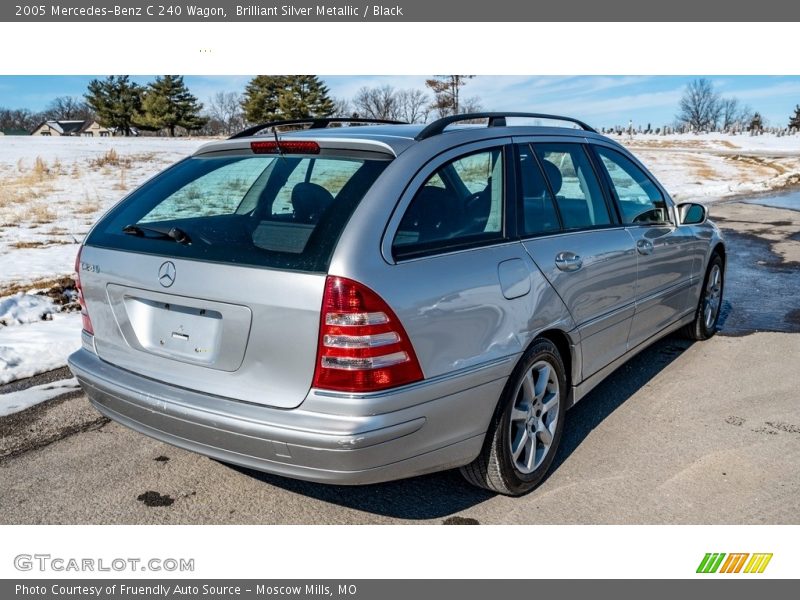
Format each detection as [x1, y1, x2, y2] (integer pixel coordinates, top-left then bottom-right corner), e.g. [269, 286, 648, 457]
[31, 119, 112, 137]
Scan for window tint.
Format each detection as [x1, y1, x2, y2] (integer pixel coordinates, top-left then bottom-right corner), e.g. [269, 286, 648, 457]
[518, 145, 560, 236]
[270, 158, 362, 216]
[87, 154, 388, 272]
[393, 148, 504, 258]
[594, 146, 670, 225]
[141, 157, 266, 222]
[533, 143, 611, 230]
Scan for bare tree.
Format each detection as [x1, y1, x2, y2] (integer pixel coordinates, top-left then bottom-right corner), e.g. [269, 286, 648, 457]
[396, 89, 429, 123]
[677, 78, 723, 132]
[720, 97, 753, 131]
[459, 96, 483, 114]
[426, 75, 475, 117]
[330, 97, 353, 118]
[353, 85, 401, 120]
[207, 91, 245, 135]
[45, 96, 93, 121]
[0, 107, 45, 131]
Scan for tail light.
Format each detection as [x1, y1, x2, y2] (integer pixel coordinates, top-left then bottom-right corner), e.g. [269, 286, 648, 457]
[73, 247, 94, 335]
[312, 276, 423, 393]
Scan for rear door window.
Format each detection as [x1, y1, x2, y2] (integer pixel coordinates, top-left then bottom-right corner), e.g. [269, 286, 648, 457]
[518, 145, 561, 236]
[532, 143, 611, 230]
[392, 148, 504, 259]
[87, 152, 389, 272]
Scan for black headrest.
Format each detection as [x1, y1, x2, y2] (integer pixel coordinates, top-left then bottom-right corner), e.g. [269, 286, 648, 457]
[540, 159, 563, 196]
[291, 182, 334, 223]
[522, 163, 548, 198]
[416, 186, 459, 241]
[416, 185, 453, 204]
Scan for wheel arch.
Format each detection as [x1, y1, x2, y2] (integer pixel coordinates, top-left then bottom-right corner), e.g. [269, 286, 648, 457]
[533, 328, 575, 394]
[712, 241, 726, 266]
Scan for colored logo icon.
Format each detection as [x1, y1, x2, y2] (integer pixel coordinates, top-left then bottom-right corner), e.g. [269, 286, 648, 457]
[697, 553, 773, 574]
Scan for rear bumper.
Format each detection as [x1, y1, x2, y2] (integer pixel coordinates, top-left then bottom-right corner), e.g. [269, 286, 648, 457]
[68, 348, 508, 485]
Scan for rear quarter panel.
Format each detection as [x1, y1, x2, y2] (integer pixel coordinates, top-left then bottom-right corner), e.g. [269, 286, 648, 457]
[330, 136, 575, 386]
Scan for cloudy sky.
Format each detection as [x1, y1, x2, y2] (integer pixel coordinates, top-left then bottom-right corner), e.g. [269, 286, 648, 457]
[2, 75, 800, 128]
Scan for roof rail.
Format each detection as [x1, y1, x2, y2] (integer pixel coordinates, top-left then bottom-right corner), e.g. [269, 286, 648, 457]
[229, 118, 408, 139]
[414, 112, 597, 140]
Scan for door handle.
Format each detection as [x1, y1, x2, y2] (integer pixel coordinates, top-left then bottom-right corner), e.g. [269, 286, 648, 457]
[636, 239, 654, 255]
[555, 251, 583, 272]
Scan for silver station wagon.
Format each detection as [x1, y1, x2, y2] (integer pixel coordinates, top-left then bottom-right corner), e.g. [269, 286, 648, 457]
[69, 113, 725, 495]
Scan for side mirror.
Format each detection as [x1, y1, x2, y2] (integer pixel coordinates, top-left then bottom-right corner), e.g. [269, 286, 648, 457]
[677, 202, 707, 225]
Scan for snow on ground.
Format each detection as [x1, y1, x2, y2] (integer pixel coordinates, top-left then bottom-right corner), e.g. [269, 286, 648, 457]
[0, 310, 82, 385]
[0, 378, 81, 417]
[621, 132, 800, 201]
[1, 132, 799, 412]
[0, 291, 61, 325]
[0, 136, 206, 290]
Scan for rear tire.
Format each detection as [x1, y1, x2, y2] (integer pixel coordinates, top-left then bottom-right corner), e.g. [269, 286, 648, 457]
[682, 253, 724, 341]
[460, 338, 566, 496]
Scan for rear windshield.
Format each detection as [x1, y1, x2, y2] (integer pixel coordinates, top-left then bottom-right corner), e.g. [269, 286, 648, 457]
[86, 152, 390, 272]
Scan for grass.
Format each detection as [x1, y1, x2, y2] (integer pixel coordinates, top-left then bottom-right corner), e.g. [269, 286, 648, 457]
[112, 167, 128, 191]
[1, 145, 180, 243]
[29, 204, 56, 224]
[9, 239, 71, 249]
[88, 148, 134, 169]
[0, 275, 76, 299]
[72, 193, 102, 215]
[0, 156, 59, 212]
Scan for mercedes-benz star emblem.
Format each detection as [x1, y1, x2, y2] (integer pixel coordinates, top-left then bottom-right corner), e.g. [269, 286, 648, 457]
[158, 261, 176, 288]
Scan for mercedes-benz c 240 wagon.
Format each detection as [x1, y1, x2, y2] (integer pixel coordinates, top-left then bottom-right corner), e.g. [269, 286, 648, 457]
[68, 113, 725, 495]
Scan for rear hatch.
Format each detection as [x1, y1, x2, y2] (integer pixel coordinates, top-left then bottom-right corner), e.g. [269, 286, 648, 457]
[80, 139, 392, 408]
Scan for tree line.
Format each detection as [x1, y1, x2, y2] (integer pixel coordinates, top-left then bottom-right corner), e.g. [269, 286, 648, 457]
[5, 75, 796, 137]
[0, 75, 481, 136]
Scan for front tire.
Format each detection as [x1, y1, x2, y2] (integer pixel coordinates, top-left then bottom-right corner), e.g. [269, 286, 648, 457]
[461, 338, 566, 496]
[683, 252, 724, 340]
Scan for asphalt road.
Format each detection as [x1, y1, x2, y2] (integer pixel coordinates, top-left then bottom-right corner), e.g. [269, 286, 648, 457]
[1, 198, 799, 525]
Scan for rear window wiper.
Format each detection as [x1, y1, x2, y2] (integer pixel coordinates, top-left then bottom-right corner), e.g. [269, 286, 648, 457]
[122, 224, 192, 245]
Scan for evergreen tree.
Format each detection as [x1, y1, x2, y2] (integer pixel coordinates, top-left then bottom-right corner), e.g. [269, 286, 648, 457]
[278, 75, 335, 119]
[137, 76, 207, 136]
[241, 75, 288, 123]
[789, 105, 800, 129]
[84, 75, 142, 136]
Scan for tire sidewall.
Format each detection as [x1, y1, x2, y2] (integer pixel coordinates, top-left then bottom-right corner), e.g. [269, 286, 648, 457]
[697, 253, 724, 338]
[492, 340, 567, 495]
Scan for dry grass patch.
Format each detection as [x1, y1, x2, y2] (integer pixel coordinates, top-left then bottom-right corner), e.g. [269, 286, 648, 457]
[72, 193, 102, 215]
[89, 148, 133, 169]
[9, 239, 71, 250]
[129, 151, 158, 163]
[29, 204, 56, 224]
[0, 156, 60, 212]
[112, 168, 128, 191]
[0, 186, 45, 209]
[0, 275, 76, 298]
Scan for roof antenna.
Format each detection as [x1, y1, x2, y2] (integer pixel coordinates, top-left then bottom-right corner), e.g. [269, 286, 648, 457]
[272, 126, 286, 161]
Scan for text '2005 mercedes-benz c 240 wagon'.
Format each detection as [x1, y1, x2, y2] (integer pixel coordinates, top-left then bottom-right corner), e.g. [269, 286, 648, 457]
[68, 113, 725, 495]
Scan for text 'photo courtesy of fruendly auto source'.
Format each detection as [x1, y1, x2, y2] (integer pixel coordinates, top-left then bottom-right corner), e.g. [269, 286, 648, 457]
[1, 74, 799, 525]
